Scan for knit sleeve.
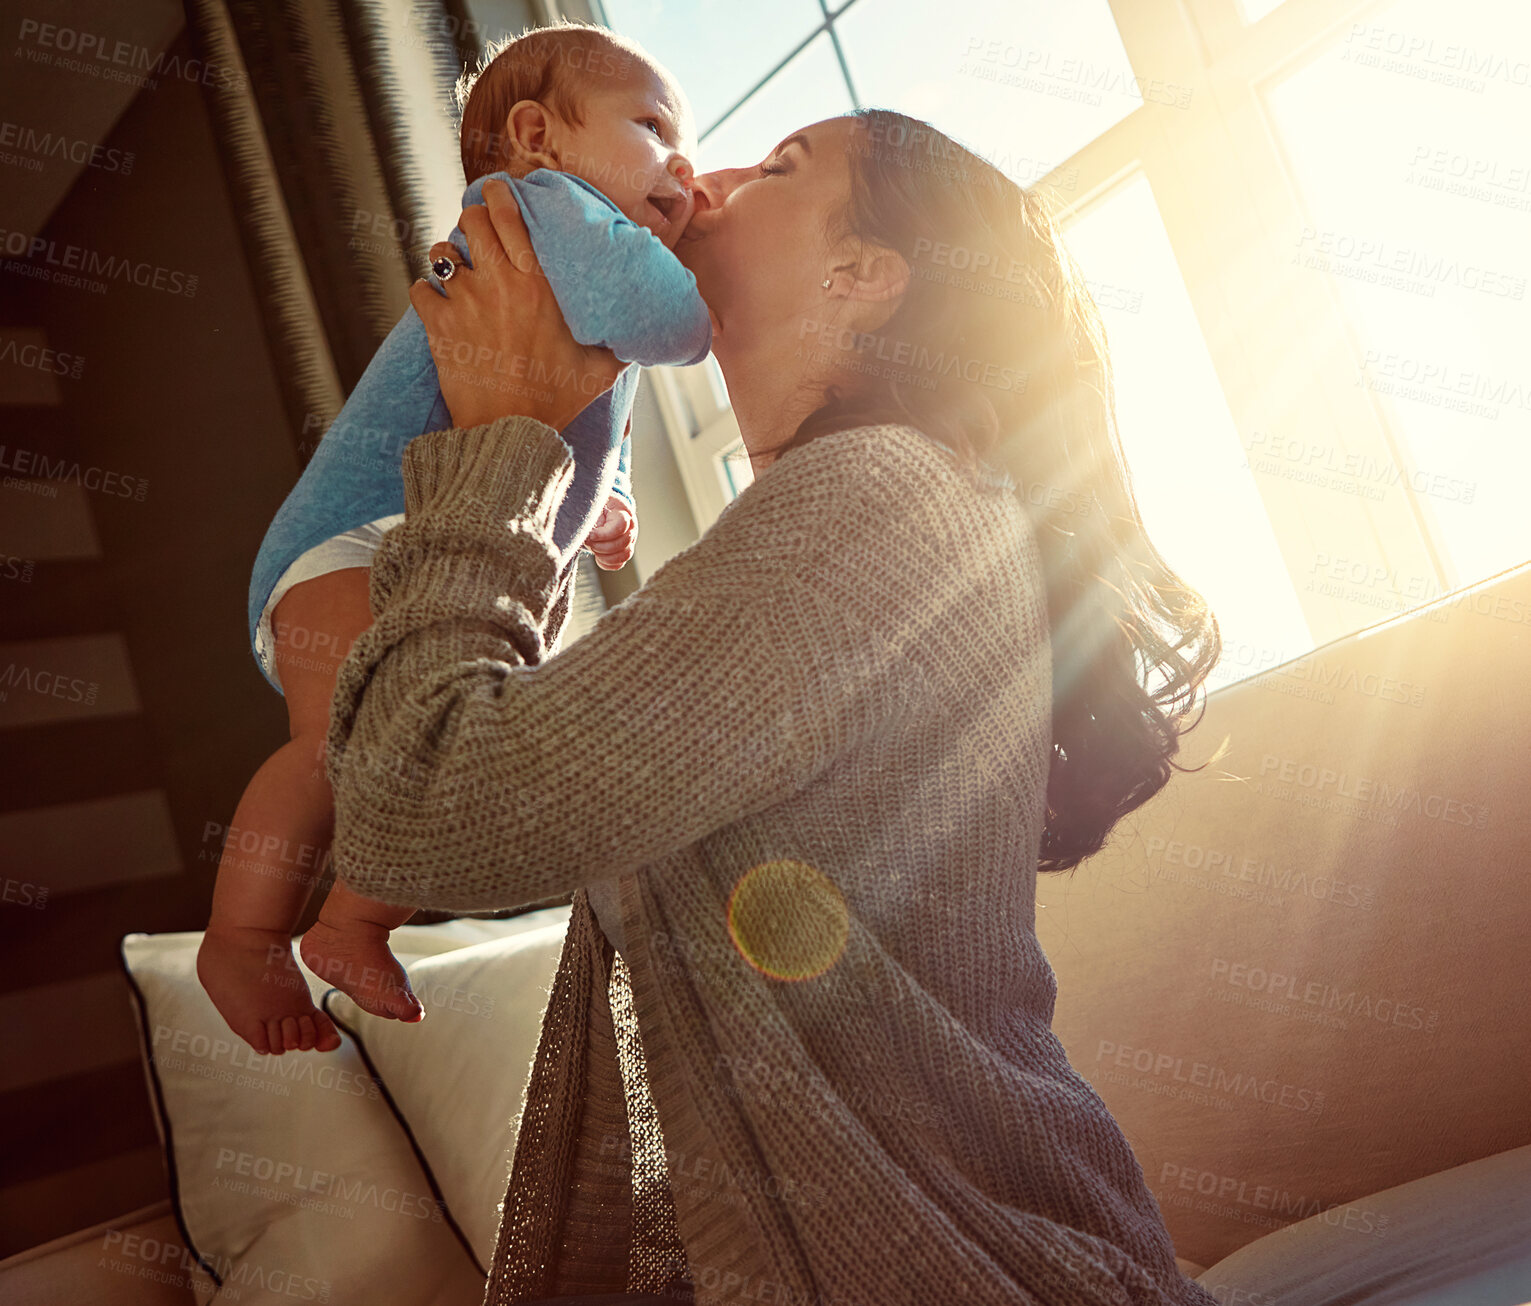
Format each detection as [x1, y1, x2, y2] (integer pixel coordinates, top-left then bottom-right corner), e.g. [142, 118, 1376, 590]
[323, 415, 920, 914]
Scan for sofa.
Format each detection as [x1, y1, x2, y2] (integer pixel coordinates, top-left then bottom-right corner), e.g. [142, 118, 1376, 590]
[3, 562, 1528, 1305]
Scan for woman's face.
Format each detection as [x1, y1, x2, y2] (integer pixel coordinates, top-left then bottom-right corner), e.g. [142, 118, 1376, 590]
[676, 117, 857, 362]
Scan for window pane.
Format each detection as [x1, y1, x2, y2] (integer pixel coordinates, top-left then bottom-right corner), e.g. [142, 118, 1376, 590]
[836, 0, 1155, 181]
[597, 0, 826, 134]
[1263, 0, 1531, 589]
[1237, 0, 1290, 23]
[719, 439, 753, 500]
[1063, 175, 1313, 692]
[697, 33, 856, 173]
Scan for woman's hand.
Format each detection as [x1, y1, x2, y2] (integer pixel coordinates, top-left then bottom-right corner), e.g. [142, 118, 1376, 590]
[409, 179, 625, 432]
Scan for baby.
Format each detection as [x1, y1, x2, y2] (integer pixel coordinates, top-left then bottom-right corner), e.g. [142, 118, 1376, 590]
[198, 20, 709, 1055]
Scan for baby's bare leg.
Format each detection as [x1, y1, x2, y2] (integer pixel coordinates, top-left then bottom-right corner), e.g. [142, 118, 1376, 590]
[300, 880, 423, 1022]
[197, 568, 374, 1055]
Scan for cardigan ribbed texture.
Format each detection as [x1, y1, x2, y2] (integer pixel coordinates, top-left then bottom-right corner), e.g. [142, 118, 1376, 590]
[325, 414, 1221, 1306]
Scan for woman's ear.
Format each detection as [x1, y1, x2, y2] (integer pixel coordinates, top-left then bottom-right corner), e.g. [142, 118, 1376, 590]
[825, 242, 911, 305]
[503, 99, 561, 173]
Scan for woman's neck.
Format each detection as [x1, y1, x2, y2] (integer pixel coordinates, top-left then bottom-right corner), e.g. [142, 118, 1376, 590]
[718, 340, 835, 477]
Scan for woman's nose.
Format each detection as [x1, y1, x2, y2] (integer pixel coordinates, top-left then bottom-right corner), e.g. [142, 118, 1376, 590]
[689, 170, 728, 213]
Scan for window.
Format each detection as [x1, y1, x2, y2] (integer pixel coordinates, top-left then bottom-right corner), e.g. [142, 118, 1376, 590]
[1237, 0, 1289, 23]
[1062, 173, 1311, 692]
[836, 0, 1143, 177]
[582, 0, 1527, 689]
[1261, 0, 1531, 588]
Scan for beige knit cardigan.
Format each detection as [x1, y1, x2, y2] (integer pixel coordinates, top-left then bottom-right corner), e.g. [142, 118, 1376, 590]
[325, 414, 1220, 1306]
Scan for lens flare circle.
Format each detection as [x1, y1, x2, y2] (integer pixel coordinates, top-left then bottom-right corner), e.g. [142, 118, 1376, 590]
[726, 859, 849, 981]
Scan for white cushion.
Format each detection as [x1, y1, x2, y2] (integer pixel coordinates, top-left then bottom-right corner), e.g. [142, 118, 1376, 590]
[1196, 1143, 1531, 1306]
[320, 913, 571, 1272]
[119, 914, 565, 1305]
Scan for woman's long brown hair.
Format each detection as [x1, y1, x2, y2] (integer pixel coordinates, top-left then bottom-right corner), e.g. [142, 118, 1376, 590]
[765, 109, 1224, 874]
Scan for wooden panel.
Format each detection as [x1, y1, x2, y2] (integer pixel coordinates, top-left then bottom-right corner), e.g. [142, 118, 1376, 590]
[0, 477, 100, 561]
[0, 1061, 162, 1191]
[0, 878, 208, 990]
[0, 329, 68, 407]
[0, 559, 121, 641]
[0, 633, 141, 728]
[0, 716, 164, 815]
[0, 790, 181, 898]
[0, 1144, 167, 1261]
[0, 970, 144, 1094]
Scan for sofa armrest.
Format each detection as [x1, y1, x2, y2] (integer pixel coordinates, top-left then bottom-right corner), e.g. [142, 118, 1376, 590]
[0, 1200, 197, 1305]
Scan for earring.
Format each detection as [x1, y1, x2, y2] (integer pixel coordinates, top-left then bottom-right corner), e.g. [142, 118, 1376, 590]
[821, 278, 832, 290]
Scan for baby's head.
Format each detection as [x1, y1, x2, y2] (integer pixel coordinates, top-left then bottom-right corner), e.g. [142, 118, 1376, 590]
[456, 20, 696, 248]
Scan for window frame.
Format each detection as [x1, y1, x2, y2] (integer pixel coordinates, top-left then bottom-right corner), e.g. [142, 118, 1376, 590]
[573, 0, 1461, 662]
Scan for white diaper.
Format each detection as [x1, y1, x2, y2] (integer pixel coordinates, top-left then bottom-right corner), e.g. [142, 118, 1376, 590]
[254, 514, 405, 693]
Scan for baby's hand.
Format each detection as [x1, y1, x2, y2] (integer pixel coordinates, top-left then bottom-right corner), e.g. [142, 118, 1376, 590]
[584, 495, 637, 570]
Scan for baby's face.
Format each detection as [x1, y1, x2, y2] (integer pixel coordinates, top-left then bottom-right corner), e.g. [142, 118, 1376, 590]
[556, 64, 697, 249]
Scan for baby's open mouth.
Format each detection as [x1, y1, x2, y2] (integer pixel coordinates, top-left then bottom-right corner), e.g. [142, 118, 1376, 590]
[646, 191, 686, 231]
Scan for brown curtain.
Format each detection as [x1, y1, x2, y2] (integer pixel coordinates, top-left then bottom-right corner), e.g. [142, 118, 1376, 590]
[186, 0, 479, 454]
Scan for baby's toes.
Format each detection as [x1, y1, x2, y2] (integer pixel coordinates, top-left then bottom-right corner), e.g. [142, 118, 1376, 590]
[246, 1019, 271, 1057]
[264, 1018, 288, 1056]
[313, 1010, 343, 1053]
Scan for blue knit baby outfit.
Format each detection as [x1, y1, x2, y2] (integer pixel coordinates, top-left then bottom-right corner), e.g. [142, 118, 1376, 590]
[247, 168, 711, 692]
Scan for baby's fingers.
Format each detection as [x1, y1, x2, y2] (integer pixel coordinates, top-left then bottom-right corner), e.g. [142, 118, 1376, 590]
[587, 507, 635, 542]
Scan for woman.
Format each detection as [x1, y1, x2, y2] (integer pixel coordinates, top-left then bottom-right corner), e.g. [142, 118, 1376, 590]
[325, 109, 1222, 1306]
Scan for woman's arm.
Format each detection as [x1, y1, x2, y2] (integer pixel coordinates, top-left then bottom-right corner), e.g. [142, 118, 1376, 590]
[323, 417, 915, 914]
[321, 184, 942, 913]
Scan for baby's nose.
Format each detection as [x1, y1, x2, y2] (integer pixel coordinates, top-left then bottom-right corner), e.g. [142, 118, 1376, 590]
[669, 155, 695, 187]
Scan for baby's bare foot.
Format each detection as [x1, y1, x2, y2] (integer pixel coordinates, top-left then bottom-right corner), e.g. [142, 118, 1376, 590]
[300, 917, 423, 1023]
[197, 925, 344, 1056]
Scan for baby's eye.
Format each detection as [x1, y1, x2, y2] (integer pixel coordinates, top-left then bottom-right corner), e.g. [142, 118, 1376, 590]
[641, 118, 664, 137]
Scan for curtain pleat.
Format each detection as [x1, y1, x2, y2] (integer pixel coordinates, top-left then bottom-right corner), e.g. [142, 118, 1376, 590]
[186, 0, 472, 453]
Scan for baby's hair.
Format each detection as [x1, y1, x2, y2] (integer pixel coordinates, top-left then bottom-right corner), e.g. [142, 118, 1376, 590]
[455, 19, 658, 183]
